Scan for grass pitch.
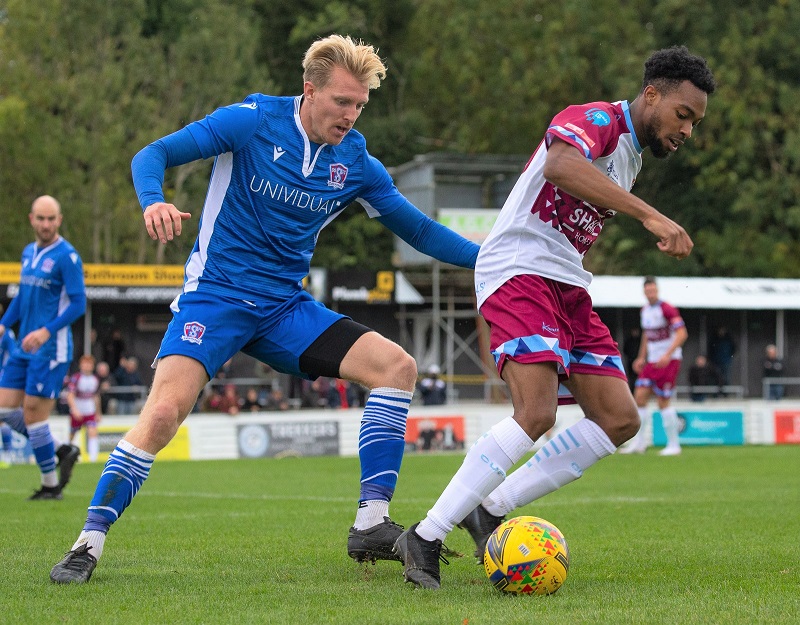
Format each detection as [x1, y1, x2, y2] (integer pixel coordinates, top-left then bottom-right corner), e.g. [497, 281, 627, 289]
[1, 445, 799, 624]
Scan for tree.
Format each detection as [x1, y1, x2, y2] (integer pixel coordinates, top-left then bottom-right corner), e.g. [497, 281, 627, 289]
[0, 0, 271, 264]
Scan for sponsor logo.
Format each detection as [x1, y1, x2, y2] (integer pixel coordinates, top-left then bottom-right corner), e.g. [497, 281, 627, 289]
[327, 163, 348, 190]
[585, 107, 611, 126]
[606, 159, 619, 183]
[480, 453, 506, 478]
[564, 122, 596, 148]
[249, 177, 340, 214]
[273, 145, 285, 162]
[181, 321, 206, 345]
[542, 323, 559, 334]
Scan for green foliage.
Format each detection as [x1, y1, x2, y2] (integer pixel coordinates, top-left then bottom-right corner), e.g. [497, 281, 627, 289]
[0, 0, 270, 264]
[2, 0, 800, 275]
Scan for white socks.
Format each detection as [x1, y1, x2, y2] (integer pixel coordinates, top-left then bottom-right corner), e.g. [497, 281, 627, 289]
[416, 417, 533, 542]
[483, 418, 616, 517]
[88, 437, 99, 462]
[353, 499, 390, 530]
[626, 406, 652, 452]
[660, 407, 681, 451]
[72, 531, 107, 561]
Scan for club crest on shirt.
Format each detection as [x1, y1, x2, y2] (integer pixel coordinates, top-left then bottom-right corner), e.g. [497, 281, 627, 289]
[328, 163, 348, 190]
[181, 321, 206, 345]
[42, 258, 55, 273]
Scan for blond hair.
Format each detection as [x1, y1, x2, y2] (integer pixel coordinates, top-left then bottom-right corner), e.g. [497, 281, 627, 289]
[302, 34, 387, 90]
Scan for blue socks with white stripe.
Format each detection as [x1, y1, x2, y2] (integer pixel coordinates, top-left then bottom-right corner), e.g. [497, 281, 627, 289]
[353, 387, 412, 529]
[27, 421, 58, 487]
[73, 440, 155, 560]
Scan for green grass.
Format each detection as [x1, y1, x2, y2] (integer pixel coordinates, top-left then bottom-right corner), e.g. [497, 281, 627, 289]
[2, 445, 799, 624]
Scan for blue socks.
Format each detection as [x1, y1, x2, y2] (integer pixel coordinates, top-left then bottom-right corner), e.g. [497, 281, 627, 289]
[27, 421, 57, 483]
[2, 408, 28, 438]
[357, 387, 412, 502]
[84, 440, 155, 533]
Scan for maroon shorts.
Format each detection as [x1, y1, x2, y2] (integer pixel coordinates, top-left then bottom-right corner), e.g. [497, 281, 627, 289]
[480, 274, 627, 404]
[70, 413, 97, 433]
[635, 360, 681, 398]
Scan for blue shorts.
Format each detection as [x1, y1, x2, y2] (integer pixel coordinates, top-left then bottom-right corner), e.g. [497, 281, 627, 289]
[0, 352, 70, 399]
[157, 289, 347, 379]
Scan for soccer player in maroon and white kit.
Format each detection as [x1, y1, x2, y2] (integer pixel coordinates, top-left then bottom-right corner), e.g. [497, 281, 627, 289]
[395, 47, 715, 589]
[66, 354, 102, 462]
[627, 276, 688, 455]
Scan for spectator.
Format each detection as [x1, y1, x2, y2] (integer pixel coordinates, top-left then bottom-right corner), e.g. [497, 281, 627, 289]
[707, 326, 736, 387]
[112, 356, 143, 415]
[103, 329, 126, 372]
[89, 328, 105, 365]
[300, 378, 327, 409]
[209, 383, 240, 415]
[763, 344, 785, 400]
[264, 388, 290, 411]
[687, 355, 722, 402]
[418, 364, 447, 406]
[239, 387, 264, 412]
[200, 384, 223, 412]
[327, 378, 355, 409]
[95, 361, 113, 415]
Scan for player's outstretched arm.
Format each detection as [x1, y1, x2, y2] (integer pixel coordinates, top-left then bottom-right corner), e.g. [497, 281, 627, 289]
[377, 201, 480, 269]
[543, 139, 693, 259]
[143, 202, 192, 244]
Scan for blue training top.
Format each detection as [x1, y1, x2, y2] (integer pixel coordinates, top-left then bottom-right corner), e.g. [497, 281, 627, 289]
[0, 237, 86, 363]
[132, 94, 479, 302]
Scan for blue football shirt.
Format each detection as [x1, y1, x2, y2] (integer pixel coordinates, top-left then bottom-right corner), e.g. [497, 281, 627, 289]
[1, 237, 86, 363]
[133, 94, 478, 303]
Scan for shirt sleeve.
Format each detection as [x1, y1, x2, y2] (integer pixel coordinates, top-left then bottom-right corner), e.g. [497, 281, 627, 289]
[354, 154, 409, 217]
[661, 303, 685, 329]
[131, 96, 261, 210]
[545, 102, 618, 161]
[44, 251, 86, 336]
[376, 199, 480, 269]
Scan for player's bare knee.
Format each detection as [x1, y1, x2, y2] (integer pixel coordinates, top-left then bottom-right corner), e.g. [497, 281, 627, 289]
[600, 406, 640, 446]
[138, 400, 184, 446]
[513, 406, 556, 441]
[386, 349, 417, 391]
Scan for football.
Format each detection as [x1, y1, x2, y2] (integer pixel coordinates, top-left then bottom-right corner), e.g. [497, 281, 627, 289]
[483, 515, 569, 595]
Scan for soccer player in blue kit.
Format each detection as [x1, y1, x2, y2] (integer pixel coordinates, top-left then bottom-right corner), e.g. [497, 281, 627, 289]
[50, 34, 480, 583]
[0, 195, 84, 499]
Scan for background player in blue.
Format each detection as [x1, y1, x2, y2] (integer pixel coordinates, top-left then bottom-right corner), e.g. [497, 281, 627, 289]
[0, 195, 84, 499]
[51, 34, 480, 584]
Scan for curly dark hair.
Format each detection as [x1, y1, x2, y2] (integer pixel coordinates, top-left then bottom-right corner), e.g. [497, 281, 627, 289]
[642, 45, 716, 95]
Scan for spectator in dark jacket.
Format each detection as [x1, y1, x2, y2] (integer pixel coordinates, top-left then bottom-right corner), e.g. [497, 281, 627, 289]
[688, 355, 722, 402]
